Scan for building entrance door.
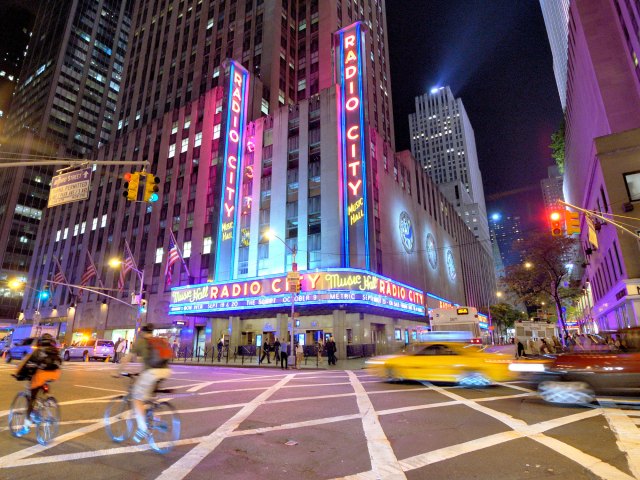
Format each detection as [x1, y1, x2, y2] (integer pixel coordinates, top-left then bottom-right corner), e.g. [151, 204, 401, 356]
[371, 323, 387, 354]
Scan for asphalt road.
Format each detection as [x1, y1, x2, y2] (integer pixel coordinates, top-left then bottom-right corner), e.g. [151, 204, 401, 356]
[0, 361, 639, 480]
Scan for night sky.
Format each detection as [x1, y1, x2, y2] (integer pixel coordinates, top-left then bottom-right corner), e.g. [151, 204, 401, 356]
[386, 0, 563, 230]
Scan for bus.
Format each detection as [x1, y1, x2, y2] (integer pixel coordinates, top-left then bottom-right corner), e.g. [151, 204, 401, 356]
[429, 307, 488, 344]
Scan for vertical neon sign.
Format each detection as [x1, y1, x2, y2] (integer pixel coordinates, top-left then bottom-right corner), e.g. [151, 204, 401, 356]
[334, 22, 370, 270]
[215, 60, 249, 281]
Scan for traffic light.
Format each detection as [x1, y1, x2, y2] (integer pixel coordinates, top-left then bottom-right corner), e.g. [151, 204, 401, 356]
[39, 289, 50, 302]
[550, 210, 564, 237]
[565, 209, 580, 235]
[143, 173, 161, 203]
[123, 172, 140, 201]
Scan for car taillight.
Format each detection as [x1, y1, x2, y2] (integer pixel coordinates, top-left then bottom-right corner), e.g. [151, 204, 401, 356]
[42, 384, 49, 393]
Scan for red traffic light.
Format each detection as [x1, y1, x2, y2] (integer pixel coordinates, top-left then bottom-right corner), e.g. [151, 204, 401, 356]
[549, 210, 564, 237]
[123, 172, 132, 182]
[550, 211, 562, 222]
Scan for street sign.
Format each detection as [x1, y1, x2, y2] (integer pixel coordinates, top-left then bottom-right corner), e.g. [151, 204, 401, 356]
[48, 167, 92, 207]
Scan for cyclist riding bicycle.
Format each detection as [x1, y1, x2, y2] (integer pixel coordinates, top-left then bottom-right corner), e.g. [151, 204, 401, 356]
[120, 323, 172, 443]
[14, 333, 61, 433]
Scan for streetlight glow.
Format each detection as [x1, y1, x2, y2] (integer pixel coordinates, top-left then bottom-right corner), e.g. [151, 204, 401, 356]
[524, 262, 533, 269]
[108, 258, 122, 268]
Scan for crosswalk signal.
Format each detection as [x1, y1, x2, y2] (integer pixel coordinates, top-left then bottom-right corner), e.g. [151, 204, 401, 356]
[123, 172, 140, 201]
[565, 209, 580, 235]
[550, 210, 564, 237]
[143, 173, 161, 203]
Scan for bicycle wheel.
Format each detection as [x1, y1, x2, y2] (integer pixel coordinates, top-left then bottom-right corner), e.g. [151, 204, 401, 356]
[36, 396, 60, 446]
[8, 392, 29, 438]
[104, 395, 134, 443]
[147, 401, 180, 454]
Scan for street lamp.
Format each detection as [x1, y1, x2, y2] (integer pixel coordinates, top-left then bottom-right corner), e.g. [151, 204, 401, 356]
[524, 262, 533, 269]
[265, 229, 297, 366]
[8, 279, 48, 325]
[109, 257, 145, 340]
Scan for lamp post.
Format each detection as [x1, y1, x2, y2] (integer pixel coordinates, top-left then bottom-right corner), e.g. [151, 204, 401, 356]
[8, 279, 48, 325]
[109, 258, 145, 341]
[265, 229, 297, 366]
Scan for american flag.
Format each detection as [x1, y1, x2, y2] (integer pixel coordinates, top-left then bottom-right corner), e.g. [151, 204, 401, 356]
[164, 234, 181, 287]
[78, 252, 98, 298]
[53, 258, 67, 285]
[117, 245, 135, 291]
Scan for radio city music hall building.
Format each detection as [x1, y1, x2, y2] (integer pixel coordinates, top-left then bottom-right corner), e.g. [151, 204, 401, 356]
[25, 16, 494, 356]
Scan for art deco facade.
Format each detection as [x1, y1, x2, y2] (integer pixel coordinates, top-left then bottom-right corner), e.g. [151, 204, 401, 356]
[26, 1, 495, 356]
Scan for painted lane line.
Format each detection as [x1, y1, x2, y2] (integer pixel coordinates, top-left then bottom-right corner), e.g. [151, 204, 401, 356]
[154, 374, 295, 480]
[599, 406, 640, 478]
[74, 384, 126, 394]
[230, 413, 363, 437]
[186, 381, 215, 392]
[196, 386, 269, 396]
[0, 393, 118, 419]
[528, 433, 636, 480]
[347, 370, 407, 480]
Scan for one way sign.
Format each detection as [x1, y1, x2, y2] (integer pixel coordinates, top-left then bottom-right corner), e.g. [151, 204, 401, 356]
[48, 167, 92, 208]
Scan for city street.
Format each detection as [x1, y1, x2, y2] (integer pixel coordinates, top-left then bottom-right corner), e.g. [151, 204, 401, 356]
[1, 362, 639, 479]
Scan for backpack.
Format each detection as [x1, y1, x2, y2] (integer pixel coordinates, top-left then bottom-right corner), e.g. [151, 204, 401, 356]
[36, 345, 62, 371]
[147, 337, 173, 368]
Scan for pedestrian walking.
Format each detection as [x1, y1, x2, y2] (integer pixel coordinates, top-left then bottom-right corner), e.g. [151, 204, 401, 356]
[516, 339, 525, 358]
[316, 338, 324, 364]
[113, 337, 122, 363]
[217, 336, 224, 362]
[295, 343, 303, 369]
[280, 344, 288, 369]
[273, 337, 281, 363]
[115, 337, 127, 363]
[259, 339, 271, 364]
[327, 336, 337, 365]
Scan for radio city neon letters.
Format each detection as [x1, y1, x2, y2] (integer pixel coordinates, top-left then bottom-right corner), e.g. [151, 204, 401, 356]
[215, 61, 249, 281]
[335, 22, 369, 269]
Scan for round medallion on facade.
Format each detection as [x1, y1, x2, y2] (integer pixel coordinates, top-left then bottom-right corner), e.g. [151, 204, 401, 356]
[426, 233, 438, 270]
[399, 211, 414, 253]
[446, 249, 457, 281]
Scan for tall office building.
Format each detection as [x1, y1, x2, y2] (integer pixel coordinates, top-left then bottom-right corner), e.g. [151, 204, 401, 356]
[539, 0, 571, 110]
[540, 0, 640, 332]
[408, 86, 490, 252]
[0, 0, 132, 320]
[0, 4, 35, 137]
[489, 214, 524, 269]
[26, 0, 495, 355]
[540, 165, 564, 211]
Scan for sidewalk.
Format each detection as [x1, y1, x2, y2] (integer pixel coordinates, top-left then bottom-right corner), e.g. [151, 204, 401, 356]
[170, 355, 368, 371]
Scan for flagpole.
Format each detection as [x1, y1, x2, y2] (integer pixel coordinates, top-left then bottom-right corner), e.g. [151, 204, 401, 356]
[170, 230, 191, 277]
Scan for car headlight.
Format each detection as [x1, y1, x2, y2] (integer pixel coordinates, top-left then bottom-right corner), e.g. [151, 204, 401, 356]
[364, 360, 386, 366]
[508, 362, 547, 373]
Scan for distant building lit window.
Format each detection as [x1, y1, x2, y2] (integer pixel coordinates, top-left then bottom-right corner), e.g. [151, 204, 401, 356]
[181, 138, 189, 153]
[168, 143, 176, 157]
[155, 248, 163, 263]
[183, 241, 191, 258]
[101, 214, 107, 228]
[194, 132, 202, 147]
[56, 230, 61, 242]
[203, 236, 212, 254]
[624, 171, 640, 201]
[92, 218, 98, 231]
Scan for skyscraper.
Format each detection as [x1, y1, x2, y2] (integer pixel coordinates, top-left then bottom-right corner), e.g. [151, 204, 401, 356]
[541, 0, 640, 332]
[0, 0, 132, 320]
[540, 165, 564, 211]
[489, 213, 524, 269]
[26, 0, 495, 354]
[408, 86, 490, 252]
[539, 0, 570, 110]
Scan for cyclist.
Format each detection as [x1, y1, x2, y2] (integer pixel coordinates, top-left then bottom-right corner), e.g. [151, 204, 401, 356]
[14, 333, 61, 433]
[121, 324, 171, 442]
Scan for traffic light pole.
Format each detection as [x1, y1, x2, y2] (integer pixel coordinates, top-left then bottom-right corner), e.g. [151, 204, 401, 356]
[289, 248, 297, 367]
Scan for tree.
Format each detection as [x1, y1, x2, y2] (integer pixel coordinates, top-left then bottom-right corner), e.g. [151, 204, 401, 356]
[502, 232, 582, 343]
[489, 302, 526, 339]
[550, 120, 565, 174]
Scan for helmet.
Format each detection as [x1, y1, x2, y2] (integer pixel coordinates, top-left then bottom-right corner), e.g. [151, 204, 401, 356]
[38, 333, 55, 347]
[141, 323, 154, 333]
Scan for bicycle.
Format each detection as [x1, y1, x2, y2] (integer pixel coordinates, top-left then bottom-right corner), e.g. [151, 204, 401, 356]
[8, 376, 60, 445]
[104, 372, 180, 453]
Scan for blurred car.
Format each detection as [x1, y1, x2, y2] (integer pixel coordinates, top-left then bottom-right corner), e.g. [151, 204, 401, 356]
[365, 337, 518, 387]
[63, 339, 115, 361]
[518, 328, 640, 405]
[5, 337, 37, 362]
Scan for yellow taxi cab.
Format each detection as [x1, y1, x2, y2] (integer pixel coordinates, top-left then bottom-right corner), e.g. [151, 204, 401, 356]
[365, 332, 517, 387]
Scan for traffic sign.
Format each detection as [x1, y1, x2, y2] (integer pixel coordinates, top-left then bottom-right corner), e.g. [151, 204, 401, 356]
[48, 167, 92, 207]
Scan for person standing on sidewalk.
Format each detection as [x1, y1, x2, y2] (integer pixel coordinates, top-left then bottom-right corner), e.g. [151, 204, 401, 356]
[113, 338, 122, 363]
[295, 343, 303, 369]
[115, 338, 128, 363]
[327, 336, 337, 365]
[273, 337, 281, 364]
[217, 337, 224, 362]
[259, 339, 271, 364]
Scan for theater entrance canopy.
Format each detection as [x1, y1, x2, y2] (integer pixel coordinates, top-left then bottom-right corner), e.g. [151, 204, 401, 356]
[169, 268, 426, 320]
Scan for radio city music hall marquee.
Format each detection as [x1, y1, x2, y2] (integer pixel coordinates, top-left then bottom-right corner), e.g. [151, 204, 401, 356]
[169, 268, 426, 317]
[215, 60, 249, 281]
[335, 22, 370, 270]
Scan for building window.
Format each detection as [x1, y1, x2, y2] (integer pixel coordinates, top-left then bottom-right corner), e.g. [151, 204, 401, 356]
[101, 215, 107, 228]
[194, 131, 202, 147]
[155, 247, 163, 263]
[203, 236, 212, 254]
[169, 143, 176, 157]
[623, 171, 640, 201]
[183, 241, 191, 258]
[181, 138, 189, 153]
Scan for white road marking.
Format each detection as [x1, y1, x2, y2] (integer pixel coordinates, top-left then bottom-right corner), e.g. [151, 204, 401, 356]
[74, 384, 126, 394]
[154, 374, 295, 480]
[186, 381, 215, 392]
[600, 406, 640, 478]
[347, 370, 406, 480]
